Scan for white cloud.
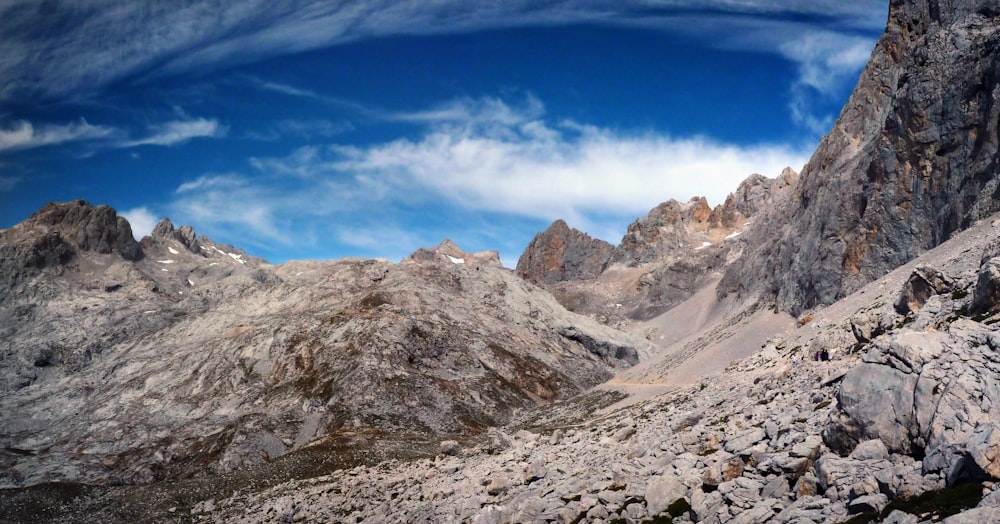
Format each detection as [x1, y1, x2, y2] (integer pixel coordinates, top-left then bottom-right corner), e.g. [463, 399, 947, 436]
[779, 32, 875, 96]
[166, 95, 809, 259]
[330, 116, 809, 230]
[0, 119, 116, 152]
[120, 118, 226, 147]
[119, 206, 158, 240]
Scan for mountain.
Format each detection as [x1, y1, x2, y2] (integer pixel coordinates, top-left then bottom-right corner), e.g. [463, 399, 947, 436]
[8, 1, 1000, 522]
[0, 200, 649, 488]
[517, 169, 797, 321]
[719, 0, 1000, 315]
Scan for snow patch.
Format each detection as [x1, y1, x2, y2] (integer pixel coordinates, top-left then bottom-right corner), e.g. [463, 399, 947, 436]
[156, 259, 175, 264]
[161, 268, 169, 272]
[209, 262, 219, 267]
[725, 231, 742, 240]
[168, 247, 179, 255]
[228, 252, 246, 265]
[187, 278, 195, 286]
[143, 310, 157, 314]
[695, 241, 712, 250]
[446, 255, 465, 265]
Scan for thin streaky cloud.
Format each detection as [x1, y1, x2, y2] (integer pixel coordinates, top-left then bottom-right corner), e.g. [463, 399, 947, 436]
[118, 118, 227, 148]
[0, 119, 117, 152]
[0, 1, 886, 106]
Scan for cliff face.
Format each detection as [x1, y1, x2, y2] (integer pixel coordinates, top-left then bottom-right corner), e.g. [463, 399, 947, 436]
[720, 0, 1000, 314]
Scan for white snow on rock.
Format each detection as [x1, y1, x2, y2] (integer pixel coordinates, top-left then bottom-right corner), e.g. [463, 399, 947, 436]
[695, 241, 712, 250]
[446, 255, 465, 265]
[168, 247, 179, 255]
[725, 231, 742, 240]
[187, 278, 195, 286]
[156, 260, 175, 264]
[228, 252, 246, 264]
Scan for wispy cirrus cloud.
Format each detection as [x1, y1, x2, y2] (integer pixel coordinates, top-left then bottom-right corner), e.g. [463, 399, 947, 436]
[0, 175, 19, 192]
[0, 114, 224, 155]
[0, 2, 886, 114]
[167, 95, 810, 262]
[0, 119, 117, 152]
[119, 117, 226, 147]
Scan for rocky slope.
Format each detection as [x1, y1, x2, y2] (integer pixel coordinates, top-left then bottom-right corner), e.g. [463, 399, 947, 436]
[39, 210, 1000, 524]
[721, 0, 1000, 314]
[0, 200, 651, 489]
[518, 169, 797, 321]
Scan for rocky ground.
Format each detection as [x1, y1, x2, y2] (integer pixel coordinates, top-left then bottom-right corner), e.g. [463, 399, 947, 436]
[186, 214, 1000, 524]
[11, 206, 1000, 524]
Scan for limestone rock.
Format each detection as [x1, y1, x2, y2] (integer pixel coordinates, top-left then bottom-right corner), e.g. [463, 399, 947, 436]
[895, 266, 953, 314]
[644, 473, 687, 516]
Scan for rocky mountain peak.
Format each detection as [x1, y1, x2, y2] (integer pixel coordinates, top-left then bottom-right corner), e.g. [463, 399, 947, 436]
[12, 199, 143, 261]
[610, 196, 736, 267]
[515, 219, 614, 286]
[149, 217, 200, 253]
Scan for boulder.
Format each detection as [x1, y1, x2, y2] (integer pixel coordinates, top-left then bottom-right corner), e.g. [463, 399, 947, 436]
[895, 266, 953, 315]
[645, 473, 688, 516]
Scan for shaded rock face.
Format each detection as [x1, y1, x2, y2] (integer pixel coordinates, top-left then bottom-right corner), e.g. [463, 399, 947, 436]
[515, 220, 613, 286]
[0, 203, 649, 487]
[895, 266, 954, 314]
[721, 0, 1000, 314]
[30, 200, 142, 261]
[973, 238, 1000, 314]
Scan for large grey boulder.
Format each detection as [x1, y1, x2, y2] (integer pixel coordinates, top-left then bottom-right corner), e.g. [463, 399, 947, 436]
[825, 321, 1000, 485]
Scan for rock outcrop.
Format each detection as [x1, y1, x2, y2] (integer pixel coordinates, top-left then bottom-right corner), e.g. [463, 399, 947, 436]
[721, 0, 1000, 314]
[515, 220, 613, 286]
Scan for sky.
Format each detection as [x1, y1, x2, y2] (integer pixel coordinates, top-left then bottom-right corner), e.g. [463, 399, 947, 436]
[0, 1, 889, 266]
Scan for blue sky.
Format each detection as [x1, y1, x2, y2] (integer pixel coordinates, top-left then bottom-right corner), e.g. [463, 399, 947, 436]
[0, 1, 888, 265]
